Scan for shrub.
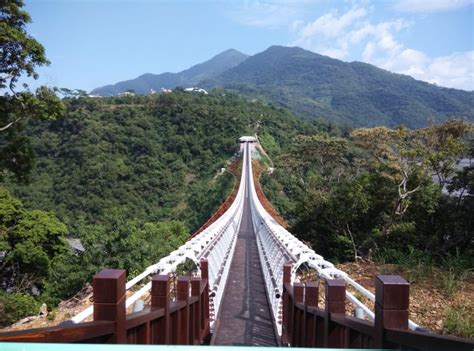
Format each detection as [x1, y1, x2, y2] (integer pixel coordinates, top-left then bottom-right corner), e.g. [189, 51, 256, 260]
[0, 292, 40, 327]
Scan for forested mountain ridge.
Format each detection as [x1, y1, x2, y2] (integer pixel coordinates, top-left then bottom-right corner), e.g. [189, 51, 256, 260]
[90, 49, 249, 96]
[203, 46, 474, 128]
[10, 91, 316, 232]
[91, 45, 474, 129]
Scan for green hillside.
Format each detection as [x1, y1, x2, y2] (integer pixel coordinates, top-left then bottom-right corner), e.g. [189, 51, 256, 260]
[9, 91, 316, 232]
[202, 46, 474, 128]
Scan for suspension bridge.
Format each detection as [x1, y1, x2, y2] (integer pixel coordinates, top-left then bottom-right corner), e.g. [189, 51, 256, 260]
[0, 138, 473, 350]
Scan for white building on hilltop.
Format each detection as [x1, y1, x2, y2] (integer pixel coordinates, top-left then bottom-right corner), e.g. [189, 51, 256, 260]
[118, 91, 135, 97]
[184, 87, 208, 94]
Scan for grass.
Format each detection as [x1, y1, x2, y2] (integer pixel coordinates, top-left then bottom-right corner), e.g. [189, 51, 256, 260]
[377, 255, 433, 284]
[254, 146, 273, 168]
[375, 247, 473, 293]
[47, 309, 57, 321]
[438, 251, 473, 297]
[441, 269, 463, 297]
[376, 247, 431, 275]
[443, 303, 474, 338]
[380, 261, 468, 297]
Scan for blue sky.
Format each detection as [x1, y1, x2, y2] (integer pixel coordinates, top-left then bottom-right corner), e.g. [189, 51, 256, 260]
[24, 0, 474, 92]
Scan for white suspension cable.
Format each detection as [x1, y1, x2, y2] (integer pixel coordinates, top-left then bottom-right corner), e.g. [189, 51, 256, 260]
[71, 142, 249, 325]
[72, 138, 420, 334]
[246, 141, 420, 333]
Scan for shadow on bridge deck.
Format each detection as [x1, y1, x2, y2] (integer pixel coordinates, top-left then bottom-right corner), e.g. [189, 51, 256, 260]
[212, 185, 278, 346]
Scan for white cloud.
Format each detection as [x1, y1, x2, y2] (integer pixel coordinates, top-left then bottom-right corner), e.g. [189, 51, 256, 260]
[291, 7, 410, 60]
[425, 51, 474, 90]
[371, 48, 429, 77]
[320, 47, 349, 59]
[362, 41, 375, 61]
[393, 0, 474, 13]
[291, 6, 370, 59]
[290, 6, 473, 90]
[296, 7, 366, 39]
[373, 49, 474, 90]
[227, 1, 306, 29]
[227, 1, 473, 90]
[357, 35, 473, 90]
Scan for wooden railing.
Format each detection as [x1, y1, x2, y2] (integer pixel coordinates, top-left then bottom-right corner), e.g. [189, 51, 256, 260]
[3, 259, 473, 349]
[0, 259, 211, 344]
[281, 263, 474, 350]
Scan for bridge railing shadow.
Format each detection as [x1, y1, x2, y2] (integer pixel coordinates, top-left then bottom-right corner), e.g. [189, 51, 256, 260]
[281, 262, 474, 350]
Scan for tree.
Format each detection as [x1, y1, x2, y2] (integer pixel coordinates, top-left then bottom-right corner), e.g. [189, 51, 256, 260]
[0, 187, 67, 293]
[351, 120, 472, 236]
[1, 0, 47, 94]
[1, 0, 65, 182]
[282, 134, 349, 192]
[263, 120, 472, 263]
[279, 134, 370, 261]
[416, 119, 472, 188]
[351, 126, 422, 235]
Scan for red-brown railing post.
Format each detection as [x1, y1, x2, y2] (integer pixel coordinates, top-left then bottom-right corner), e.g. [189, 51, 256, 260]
[93, 269, 127, 344]
[324, 279, 345, 348]
[191, 277, 201, 344]
[374, 275, 409, 348]
[281, 262, 292, 345]
[151, 274, 170, 344]
[293, 282, 304, 347]
[177, 276, 190, 344]
[200, 258, 210, 338]
[305, 281, 319, 347]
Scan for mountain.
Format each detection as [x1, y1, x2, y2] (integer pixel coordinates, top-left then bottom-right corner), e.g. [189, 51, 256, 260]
[202, 46, 474, 128]
[91, 45, 473, 128]
[90, 49, 249, 96]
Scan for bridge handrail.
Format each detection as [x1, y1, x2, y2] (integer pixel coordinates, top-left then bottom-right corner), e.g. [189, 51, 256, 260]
[281, 273, 474, 349]
[71, 145, 249, 325]
[0, 320, 115, 343]
[245, 144, 420, 333]
[0, 268, 212, 345]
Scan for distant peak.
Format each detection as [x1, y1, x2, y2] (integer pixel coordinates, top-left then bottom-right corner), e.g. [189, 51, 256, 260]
[257, 45, 339, 62]
[138, 73, 157, 78]
[265, 45, 312, 53]
[223, 48, 243, 54]
[213, 48, 249, 59]
[266, 45, 286, 50]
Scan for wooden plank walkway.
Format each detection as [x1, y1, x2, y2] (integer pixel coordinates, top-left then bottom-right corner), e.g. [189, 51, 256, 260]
[212, 184, 278, 345]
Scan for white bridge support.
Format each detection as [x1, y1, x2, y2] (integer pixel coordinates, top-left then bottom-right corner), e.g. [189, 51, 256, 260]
[71, 141, 249, 327]
[72, 137, 419, 333]
[245, 141, 420, 334]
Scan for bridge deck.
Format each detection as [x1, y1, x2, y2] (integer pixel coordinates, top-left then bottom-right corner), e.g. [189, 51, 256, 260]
[212, 188, 278, 346]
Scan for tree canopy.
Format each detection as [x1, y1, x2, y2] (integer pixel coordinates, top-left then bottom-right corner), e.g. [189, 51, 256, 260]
[261, 119, 473, 263]
[1, 0, 65, 183]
